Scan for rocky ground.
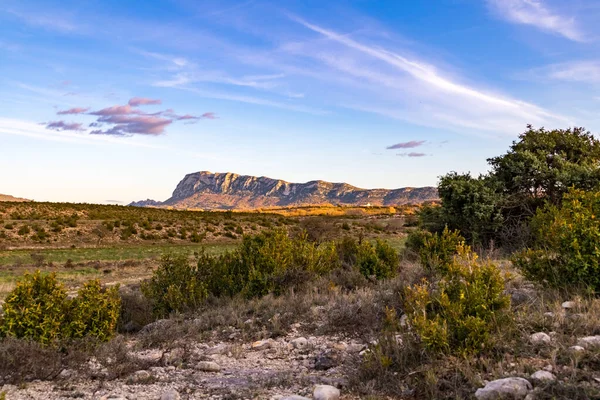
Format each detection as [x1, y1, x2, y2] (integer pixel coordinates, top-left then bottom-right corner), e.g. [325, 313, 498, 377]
[0, 323, 363, 400]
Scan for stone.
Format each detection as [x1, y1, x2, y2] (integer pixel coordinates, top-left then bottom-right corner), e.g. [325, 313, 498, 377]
[206, 343, 228, 355]
[313, 384, 340, 400]
[160, 389, 181, 400]
[530, 370, 556, 384]
[529, 332, 552, 346]
[251, 339, 272, 350]
[281, 396, 311, 400]
[129, 370, 151, 383]
[510, 289, 536, 306]
[561, 301, 576, 309]
[543, 312, 554, 318]
[139, 319, 171, 334]
[197, 361, 221, 372]
[569, 345, 586, 354]
[291, 337, 308, 349]
[577, 336, 600, 349]
[314, 351, 340, 371]
[474, 377, 532, 400]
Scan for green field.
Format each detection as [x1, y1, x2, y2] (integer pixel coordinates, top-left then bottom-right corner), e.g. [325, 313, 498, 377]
[0, 242, 237, 266]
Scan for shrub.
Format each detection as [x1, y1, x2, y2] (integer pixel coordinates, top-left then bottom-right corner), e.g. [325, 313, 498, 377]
[0, 272, 122, 344]
[66, 280, 121, 341]
[404, 229, 432, 256]
[404, 246, 511, 355]
[419, 227, 464, 274]
[141, 254, 208, 316]
[0, 272, 67, 344]
[513, 188, 600, 291]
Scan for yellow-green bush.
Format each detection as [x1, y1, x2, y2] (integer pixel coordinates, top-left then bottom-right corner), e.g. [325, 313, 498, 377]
[142, 230, 399, 309]
[0, 272, 120, 344]
[419, 227, 464, 274]
[66, 280, 121, 341]
[0, 272, 67, 344]
[141, 254, 208, 317]
[404, 246, 511, 355]
[513, 188, 600, 291]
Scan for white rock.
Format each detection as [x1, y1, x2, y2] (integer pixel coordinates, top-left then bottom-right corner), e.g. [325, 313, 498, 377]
[543, 312, 554, 318]
[160, 389, 181, 400]
[197, 361, 221, 372]
[530, 370, 556, 383]
[281, 396, 311, 400]
[252, 339, 272, 350]
[129, 370, 151, 383]
[561, 301, 576, 309]
[569, 345, 585, 354]
[291, 337, 308, 349]
[529, 332, 552, 346]
[475, 377, 532, 400]
[313, 385, 340, 400]
[577, 336, 600, 349]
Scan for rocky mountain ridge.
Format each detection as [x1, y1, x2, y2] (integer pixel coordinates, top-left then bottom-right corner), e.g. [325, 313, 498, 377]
[0, 194, 32, 202]
[130, 171, 438, 210]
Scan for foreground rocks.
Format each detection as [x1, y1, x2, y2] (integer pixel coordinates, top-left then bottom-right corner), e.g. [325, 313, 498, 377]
[475, 377, 532, 400]
[0, 332, 356, 400]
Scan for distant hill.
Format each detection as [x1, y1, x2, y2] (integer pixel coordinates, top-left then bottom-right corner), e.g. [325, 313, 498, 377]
[130, 171, 438, 210]
[0, 194, 32, 202]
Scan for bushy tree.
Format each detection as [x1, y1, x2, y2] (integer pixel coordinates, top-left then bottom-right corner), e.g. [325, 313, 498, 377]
[437, 172, 504, 244]
[513, 188, 600, 291]
[489, 125, 600, 210]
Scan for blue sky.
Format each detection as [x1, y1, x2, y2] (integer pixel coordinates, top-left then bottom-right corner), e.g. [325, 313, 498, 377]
[1, 0, 600, 204]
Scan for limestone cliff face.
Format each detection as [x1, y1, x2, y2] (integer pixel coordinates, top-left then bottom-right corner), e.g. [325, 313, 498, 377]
[0, 194, 32, 202]
[131, 171, 438, 210]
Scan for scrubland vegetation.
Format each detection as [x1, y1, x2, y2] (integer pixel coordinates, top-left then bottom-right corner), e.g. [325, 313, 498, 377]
[1, 125, 600, 399]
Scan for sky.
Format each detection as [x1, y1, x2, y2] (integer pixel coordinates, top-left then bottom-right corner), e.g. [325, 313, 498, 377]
[1, 0, 600, 204]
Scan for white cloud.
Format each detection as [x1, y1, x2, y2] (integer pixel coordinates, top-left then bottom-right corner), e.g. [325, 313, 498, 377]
[487, 0, 584, 42]
[542, 61, 600, 83]
[289, 16, 571, 134]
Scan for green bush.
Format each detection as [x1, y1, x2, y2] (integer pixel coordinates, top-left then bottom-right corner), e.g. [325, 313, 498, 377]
[66, 280, 121, 341]
[404, 245, 511, 355]
[0, 272, 67, 344]
[404, 229, 432, 255]
[0, 272, 120, 344]
[513, 188, 600, 291]
[419, 227, 464, 274]
[142, 230, 399, 307]
[141, 254, 208, 316]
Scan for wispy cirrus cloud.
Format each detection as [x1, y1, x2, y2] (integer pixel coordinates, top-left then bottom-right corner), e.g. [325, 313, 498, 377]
[486, 0, 584, 42]
[386, 140, 426, 149]
[531, 61, 600, 83]
[45, 121, 85, 131]
[287, 16, 571, 134]
[398, 152, 427, 157]
[57, 107, 89, 115]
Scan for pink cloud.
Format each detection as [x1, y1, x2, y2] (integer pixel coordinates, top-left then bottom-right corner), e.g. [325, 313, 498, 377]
[201, 112, 218, 119]
[57, 107, 89, 115]
[91, 115, 172, 136]
[386, 140, 426, 150]
[45, 121, 85, 131]
[90, 104, 138, 116]
[397, 152, 427, 157]
[128, 97, 162, 106]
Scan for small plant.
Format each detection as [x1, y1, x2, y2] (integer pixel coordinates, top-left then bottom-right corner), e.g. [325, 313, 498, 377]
[0, 272, 121, 344]
[141, 254, 208, 316]
[404, 246, 511, 355]
[66, 280, 121, 341]
[419, 227, 464, 274]
[0, 272, 67, 344]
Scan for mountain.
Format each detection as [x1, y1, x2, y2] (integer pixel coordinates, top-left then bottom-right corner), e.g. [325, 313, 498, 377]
[0, 194, 32, 202]
[130, 171, 438, 210]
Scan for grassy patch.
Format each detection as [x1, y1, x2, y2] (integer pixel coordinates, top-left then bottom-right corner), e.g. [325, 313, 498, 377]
[0, 243, 237, 266]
